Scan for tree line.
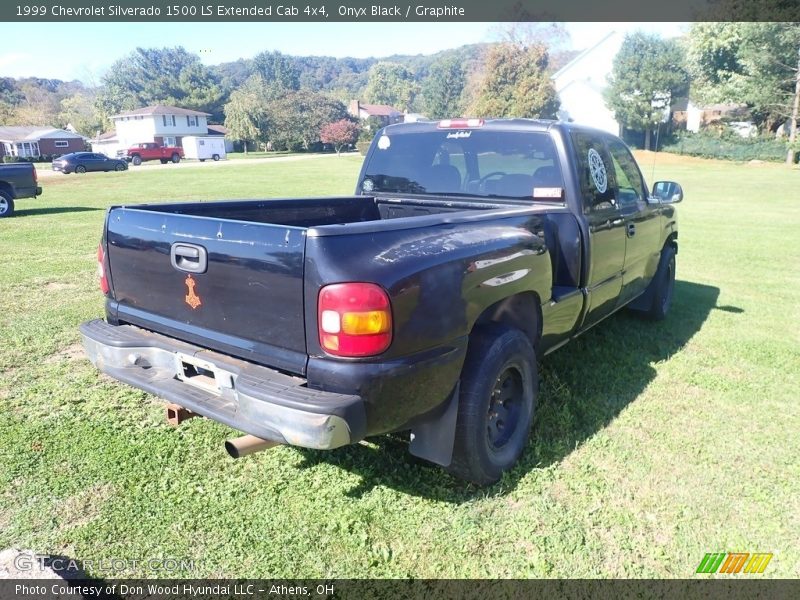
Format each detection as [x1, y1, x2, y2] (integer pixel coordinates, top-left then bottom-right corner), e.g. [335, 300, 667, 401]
[0, 23, 797, 159]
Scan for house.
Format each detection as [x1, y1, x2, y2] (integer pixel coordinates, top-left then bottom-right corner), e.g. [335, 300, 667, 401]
[348, 100, 404, 127]
[0, 126, 85, 159]
[552, 31, 624, 135]
[91, 104, 213, 157]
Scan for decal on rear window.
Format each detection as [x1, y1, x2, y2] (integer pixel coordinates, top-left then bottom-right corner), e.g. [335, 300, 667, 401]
[377, 135, 391, 150]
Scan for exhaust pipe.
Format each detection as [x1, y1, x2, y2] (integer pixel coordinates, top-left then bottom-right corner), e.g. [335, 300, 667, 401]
[225, 434, 280, 459]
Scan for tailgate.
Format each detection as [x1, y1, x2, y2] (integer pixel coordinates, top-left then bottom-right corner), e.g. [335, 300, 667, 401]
[105, 207, 308, 375]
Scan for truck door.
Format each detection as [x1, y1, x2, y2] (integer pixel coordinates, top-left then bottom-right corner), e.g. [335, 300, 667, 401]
[605, 138, 661, 306]
[569, 131, 627, 328]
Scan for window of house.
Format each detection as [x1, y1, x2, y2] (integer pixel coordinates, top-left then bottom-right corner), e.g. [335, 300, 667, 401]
[54, 140, 69, 148]
[162, 115, 168, 126]
[187, 116, 198, 127]
[171, 115, 176, 126]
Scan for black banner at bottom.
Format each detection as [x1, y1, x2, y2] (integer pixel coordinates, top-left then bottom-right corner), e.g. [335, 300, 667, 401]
[3, 579, 800, 600]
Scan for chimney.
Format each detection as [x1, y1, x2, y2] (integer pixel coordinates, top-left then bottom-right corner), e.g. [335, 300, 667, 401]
[348, 100, 360, 118]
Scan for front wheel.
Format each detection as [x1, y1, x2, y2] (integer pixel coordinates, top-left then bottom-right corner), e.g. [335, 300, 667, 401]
[0, 192, 14, 218]
[644, 245, 676, 321]
[75, 165, 86, 174]
[171, 153, 180, 163]
[131, 155, 142, 166]
[115, 163, 125, 172]
[448, 325, 537, 485]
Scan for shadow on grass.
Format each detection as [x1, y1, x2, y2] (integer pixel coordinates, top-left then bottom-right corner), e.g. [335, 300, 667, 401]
[13, 206, 101, 217]
[295, 280, 727, 502]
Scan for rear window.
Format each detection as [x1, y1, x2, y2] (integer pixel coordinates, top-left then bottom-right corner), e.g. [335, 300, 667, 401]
[362, 129, 563, 200]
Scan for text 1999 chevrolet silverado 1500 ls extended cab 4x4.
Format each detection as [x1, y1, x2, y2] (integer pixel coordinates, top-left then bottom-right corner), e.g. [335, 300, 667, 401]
[80, 119, 683, 484]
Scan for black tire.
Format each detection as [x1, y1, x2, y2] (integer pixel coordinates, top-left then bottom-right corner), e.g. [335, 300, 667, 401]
[160, 159, 168, 164]
[115, 163, 125, 172]
[0, 191, 14, 218]
[644, 245, 676, 321]
[212, 154, 220, 161]
[448, 325, 537, 485]
[171, 153, 180, 163]
[199, 159, 206, 163]
[75, 165, 86, 174]
[131, 155, 142, 166]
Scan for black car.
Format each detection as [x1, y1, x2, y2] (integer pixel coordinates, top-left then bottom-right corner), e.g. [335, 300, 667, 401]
[52, 152, 128, 174]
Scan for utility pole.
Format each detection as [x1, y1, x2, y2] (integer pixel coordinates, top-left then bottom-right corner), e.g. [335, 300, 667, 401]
[787, 46, 800, 166]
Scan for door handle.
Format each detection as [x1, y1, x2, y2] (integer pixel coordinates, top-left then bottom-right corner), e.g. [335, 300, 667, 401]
[626, 222, 636, 237]
[170, 243, 207, 274]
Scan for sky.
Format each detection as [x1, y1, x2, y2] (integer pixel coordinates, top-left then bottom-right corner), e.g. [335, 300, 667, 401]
[0, 22, 688, 82]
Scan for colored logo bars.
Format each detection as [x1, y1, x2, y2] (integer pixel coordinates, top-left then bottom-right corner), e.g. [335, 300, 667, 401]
[697, 552, 773, 574]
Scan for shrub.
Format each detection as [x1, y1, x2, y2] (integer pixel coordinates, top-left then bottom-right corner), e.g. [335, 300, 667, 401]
[2, 156, 23, 163]
[356, 141, 371, 156]
[662, 130, 788, 162]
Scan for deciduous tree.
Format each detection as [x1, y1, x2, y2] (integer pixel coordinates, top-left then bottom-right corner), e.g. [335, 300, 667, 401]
[419, 56, 465, 118]
[605, 32, 688, 149]
[320, 119, 360, 155]
[468, 42, 559, 119]
[364, 62, 418, 111]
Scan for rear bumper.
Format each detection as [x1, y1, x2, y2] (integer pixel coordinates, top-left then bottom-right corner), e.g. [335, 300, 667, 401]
[80, 319, 366, 449]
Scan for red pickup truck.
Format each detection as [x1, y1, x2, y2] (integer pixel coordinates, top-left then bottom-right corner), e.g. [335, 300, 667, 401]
[124, 143, 184, 166]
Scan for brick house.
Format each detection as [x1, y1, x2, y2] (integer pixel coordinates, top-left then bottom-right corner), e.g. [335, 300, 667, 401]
[348, 100, 404, 126]
[0, 126, 85, 158]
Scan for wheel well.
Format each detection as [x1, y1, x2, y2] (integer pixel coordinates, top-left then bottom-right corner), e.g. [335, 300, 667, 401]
[472, 292, 541, 354]
[666, 232, 678, 253]
[0, 182, 13, 198]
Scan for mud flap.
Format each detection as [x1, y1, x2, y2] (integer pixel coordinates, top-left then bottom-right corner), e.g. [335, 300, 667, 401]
[409, 383, 460, 467]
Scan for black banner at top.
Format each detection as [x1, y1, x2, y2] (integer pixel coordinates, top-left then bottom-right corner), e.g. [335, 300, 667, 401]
[2, 0, 799, 22]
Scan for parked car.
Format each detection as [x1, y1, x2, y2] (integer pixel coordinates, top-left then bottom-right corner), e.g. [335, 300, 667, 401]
[80, 119, 683, 485]
[0, 162, 42, 218]
[52, 152, 128, 174]
[124, 142, 184, 165]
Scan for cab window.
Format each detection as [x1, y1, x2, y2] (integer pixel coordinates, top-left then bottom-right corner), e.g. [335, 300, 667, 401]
[606, 139, 646, 209]
[570, 132, 617, 212]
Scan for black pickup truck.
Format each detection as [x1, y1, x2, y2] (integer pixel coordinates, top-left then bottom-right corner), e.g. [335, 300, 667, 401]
[0, 162, 42, 218]
[81, 119, 682, 484]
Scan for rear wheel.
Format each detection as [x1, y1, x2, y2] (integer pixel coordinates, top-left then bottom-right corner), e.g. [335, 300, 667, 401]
[0, 192, 14, 218]
[212, 154, 220, 161]
[171, 153, 180, 163]
[131, 155, 142, 166]
[115, 163, 125, 172]
[447, 325, 537, 485]
[75, 165, 86, 174]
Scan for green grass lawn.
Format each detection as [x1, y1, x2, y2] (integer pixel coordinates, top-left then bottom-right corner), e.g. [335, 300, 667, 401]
[0, 154, 798, 578]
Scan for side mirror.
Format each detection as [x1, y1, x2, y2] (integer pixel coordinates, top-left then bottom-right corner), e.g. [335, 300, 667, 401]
[652, 181, 683, 203]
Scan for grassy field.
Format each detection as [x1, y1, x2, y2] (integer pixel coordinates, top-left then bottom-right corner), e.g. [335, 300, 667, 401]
[0, 153, 798, 578]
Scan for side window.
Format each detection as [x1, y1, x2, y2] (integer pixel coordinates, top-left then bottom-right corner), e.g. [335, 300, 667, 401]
[606, 139, 646, 209]
[570, 132, 617, 212]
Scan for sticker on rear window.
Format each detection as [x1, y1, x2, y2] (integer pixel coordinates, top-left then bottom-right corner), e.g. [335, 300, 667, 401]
[377, 135, 391, 150]
[362, 179, 374, 192]
[587, 148, 607, 193]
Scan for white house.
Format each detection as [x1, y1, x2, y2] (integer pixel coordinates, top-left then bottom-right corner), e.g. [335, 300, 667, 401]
[552, 31, 624, 135]
[92, 104, 212, 157]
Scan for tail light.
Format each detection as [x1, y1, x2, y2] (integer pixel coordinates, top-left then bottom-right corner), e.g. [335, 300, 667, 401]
[32, 165, 38, 184]
[97, 243, 110, 295]
[318, 283, 392, 357]
[438, 118, 484, 129]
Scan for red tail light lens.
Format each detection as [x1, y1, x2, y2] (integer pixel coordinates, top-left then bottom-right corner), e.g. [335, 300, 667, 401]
[438, 118, 484, 129]
[97, 243, 110, 295]
[318, 283, 392, 357]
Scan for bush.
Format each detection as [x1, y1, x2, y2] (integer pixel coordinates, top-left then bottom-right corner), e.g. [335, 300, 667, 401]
[356, 141, 371, 156]
[2, 156, 23, 163]
[662, 130, 789, 162]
